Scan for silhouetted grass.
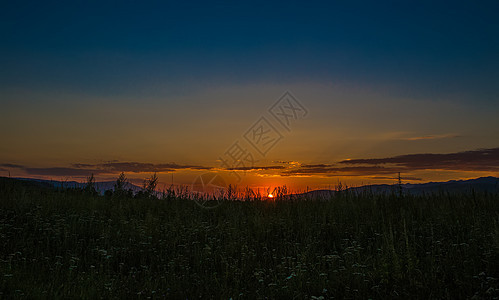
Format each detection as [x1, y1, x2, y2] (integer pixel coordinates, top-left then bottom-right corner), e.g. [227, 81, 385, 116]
[1, 177, 498, 299]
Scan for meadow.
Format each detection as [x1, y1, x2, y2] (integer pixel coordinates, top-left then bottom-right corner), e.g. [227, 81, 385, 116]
[1, 177, 498, 299]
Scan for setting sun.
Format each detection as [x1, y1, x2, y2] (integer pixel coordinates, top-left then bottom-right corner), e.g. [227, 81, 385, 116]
[267, 193, 274, 198]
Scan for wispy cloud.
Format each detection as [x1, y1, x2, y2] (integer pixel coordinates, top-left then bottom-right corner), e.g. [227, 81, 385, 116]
[401, 134, 461, 141]
[367, 132, 461, 141]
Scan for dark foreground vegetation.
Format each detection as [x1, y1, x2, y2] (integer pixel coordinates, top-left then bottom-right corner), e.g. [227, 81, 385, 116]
[1, 177, 498, 299]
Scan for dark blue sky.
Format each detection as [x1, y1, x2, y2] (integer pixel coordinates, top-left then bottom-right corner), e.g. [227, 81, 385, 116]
[1, 1, 499, 100]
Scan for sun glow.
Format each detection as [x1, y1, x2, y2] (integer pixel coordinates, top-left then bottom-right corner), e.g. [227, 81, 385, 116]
[267, 193, 274, 198]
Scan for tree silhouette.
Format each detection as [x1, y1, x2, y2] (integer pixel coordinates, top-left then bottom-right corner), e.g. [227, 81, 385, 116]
[141, 173, 158, 199]
[85, 174, 97, 195]
[114, 172, 128, 197]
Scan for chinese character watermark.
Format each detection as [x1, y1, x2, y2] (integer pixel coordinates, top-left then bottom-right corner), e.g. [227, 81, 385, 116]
[268, 91, 308, 131]
[244, 117, 283, 156]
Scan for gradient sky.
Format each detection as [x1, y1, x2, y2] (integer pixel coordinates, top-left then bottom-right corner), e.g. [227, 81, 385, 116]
[1, 1, 499, 191]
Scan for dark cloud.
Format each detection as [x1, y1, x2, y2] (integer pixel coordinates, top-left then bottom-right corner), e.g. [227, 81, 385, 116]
[369, 176, 423, 181]
[301, 164, 329, 168]
[25, 167, 104, 177]
[22, 162, 213, 177]
[14, 147, 499, 179]
[283, 165, 402, 177]
[278, 148, 499, 178]
[272, 160, 299, 165]
[339, 147, 499, 172]
[72, 162, 212, 173]
[227, 166, 286, 171]
[0, 163, 25, 169]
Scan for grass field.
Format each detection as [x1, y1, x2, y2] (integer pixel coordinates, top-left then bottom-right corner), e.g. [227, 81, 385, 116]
[1, 177, 498, 299]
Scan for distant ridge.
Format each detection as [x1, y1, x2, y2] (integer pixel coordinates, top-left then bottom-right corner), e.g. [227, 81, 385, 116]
[296, 176, 499, 198]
